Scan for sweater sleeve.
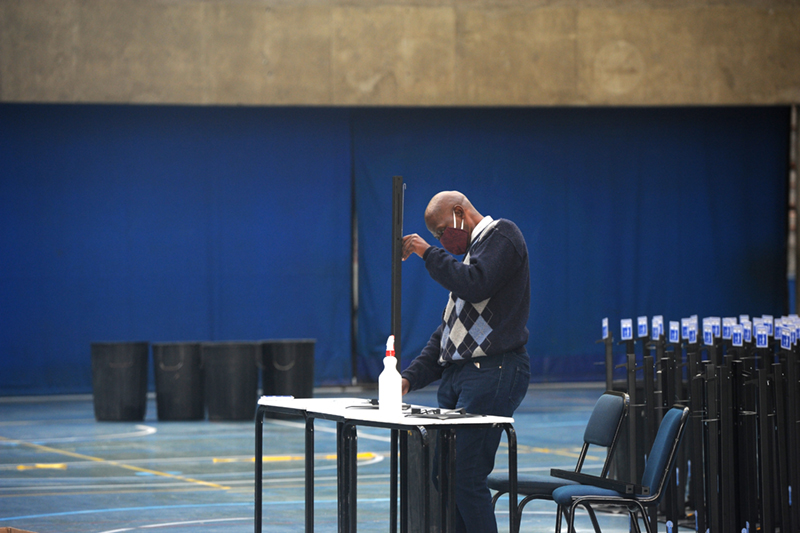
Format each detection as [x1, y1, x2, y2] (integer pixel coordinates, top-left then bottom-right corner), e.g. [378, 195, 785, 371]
[400, 323, 446, 391]
[423, 225, 524, 304]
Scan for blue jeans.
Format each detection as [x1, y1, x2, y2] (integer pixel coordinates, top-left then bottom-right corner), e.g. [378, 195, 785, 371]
[435, 350, 531, 533]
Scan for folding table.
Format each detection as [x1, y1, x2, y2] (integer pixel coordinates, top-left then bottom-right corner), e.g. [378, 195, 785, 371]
[254, 396, 518, 533]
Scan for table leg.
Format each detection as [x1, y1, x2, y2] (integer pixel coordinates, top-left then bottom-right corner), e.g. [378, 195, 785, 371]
[504, 424, 518, 533]
[438, 428, 456, 533]
[345, 422, 358, 533]
[254, 405, 265, 533]
[338, 422, 358, 533]
[305, 416, 314, 533]
[337, 422, 347, 533]
[391, 429, 398, 533]
[417, 427, 430, 533]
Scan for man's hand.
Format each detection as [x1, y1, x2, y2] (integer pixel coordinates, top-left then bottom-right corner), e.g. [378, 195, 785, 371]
[402, 234, 431, 261]
[401, 378, 411, 396]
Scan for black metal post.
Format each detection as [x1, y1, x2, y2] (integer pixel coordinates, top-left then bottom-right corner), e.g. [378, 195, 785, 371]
[305, 416, 315, 533]
[391, 429, 398, 533]
[687, 347, 706, 533]
[757, 368, 776, 533]
[600, 334, 614, 391]
[704, 364, 720, 533]
[660, 351, 680, 531]
[255, 406, 264, 533]
[772, 362, 793, 532]
[718, 364, 736, 532]
[732, 359, 758, 533]
[391, 176, 404, 366]
[625, 344, 640, 484]
[786, 347, 800, 531]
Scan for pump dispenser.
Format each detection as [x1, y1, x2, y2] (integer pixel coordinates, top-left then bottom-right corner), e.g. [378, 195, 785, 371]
[378, 335, 402, 414]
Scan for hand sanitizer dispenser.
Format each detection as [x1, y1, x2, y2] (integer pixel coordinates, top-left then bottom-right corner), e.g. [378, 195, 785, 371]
[379, 335, 402, 413]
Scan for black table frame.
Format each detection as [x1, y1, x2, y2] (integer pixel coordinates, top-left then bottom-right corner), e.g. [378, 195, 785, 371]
[254, 398, 518, 533]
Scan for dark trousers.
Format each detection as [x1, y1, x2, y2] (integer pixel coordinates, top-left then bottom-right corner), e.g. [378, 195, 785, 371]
[436, 350, 530, 533]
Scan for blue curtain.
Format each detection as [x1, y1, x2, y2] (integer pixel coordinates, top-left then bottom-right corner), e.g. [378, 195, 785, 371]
[0, 104, 352, 394]
[354, 107, 788, 382]
[0, 104, 789, 394]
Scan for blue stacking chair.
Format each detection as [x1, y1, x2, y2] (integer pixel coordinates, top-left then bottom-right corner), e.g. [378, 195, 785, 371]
[551, 405, 690, 533]
[487, 390, 629, 532]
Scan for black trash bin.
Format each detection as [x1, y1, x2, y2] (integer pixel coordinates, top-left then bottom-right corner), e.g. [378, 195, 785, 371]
[260, 339, 315, 398]
[202, 342, 259, 421]
[153, 342, 204, 420]
[91, 341, 149, 421]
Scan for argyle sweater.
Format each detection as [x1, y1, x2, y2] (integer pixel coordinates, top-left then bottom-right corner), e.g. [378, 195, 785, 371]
[401, 218, 530, 391]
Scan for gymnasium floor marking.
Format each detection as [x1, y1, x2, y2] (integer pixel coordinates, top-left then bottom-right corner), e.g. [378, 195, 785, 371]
[98, 516, 251, 532]
[0, 423, 157, 444]
[16, 463, 68, 470]
[212, 451, 380, 463]
[0, 435, 230, 490]
[1, 498, 389, 522]
[0, 387, 622, 532]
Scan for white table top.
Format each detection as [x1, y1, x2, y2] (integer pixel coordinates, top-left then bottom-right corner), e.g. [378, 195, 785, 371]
[258, 396, 514, 427]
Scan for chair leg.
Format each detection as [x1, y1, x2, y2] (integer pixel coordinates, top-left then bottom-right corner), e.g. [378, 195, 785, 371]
[516, 495, 541, 533]
[490, 490, 506, 510]
[554, 505, 563, 533]
[567, 502, 579, 533]
[629, 510, 642, 533]
[635, 502, 654, 533]
[585, 505, 603, 533]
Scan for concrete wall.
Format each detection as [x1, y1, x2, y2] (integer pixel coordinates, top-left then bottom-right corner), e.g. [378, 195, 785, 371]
[1, 0, 798, 106]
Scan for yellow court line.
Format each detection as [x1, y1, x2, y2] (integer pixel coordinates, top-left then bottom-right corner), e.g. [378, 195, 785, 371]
[213, 452, 378, 464]
[499, 441, 599, 461]
[17, 463, 68, 470]
[0, 436, 229, 490]
[0, 487, 223, 499]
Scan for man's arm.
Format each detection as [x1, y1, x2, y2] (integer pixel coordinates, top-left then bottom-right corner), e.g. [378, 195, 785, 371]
[400, 323, 446, 393]
[425, 226, 524, 303]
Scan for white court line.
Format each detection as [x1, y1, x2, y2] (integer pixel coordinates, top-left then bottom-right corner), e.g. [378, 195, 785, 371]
[99, 517, 249, 533]
[2, 425, 157, 445]
[36, 424, 157, 443]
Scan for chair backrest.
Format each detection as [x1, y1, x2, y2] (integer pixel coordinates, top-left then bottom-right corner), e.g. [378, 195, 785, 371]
[640, 406, 690, 503]
[576, 390, 630, 476]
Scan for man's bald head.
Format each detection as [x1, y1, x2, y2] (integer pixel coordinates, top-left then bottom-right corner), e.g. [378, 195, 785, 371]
[425, 191, 471, 221]
[424, 190, 482, 240]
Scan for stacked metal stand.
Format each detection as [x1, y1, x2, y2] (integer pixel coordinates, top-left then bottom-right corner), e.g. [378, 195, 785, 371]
[603, 316, 800, 532]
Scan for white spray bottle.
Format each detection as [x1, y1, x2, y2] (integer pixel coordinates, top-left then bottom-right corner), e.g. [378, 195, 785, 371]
[379, 335, 402, 414]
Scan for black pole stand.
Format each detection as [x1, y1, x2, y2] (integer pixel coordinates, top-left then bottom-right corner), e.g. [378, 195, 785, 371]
[704, 363, 721, 533]
[730, 327, 760, 533]
[717, 363, 736, 532]
[643, 333, 659, 530]
[686, 341, 706, 533]
[390, 175, 404, 368]
[757, 367, 776, 533]
[786, 341, 800, 531]
[659, 337, 682, 531]
[390, 175, 404, 533]
[617, 336, 641, 486]
[732, 356, 759, 533]
[598, 332, 614, 392]
[772, 358, 793, 532]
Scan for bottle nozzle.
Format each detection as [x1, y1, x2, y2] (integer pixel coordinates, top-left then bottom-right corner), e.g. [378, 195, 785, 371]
[386, 335, 395, 357]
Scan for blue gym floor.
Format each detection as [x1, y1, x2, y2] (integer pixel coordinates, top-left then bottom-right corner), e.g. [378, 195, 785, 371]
[0, 384, 638, 533]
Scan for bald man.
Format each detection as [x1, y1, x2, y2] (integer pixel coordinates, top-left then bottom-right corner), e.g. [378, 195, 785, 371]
[401, 191, 531, 533]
